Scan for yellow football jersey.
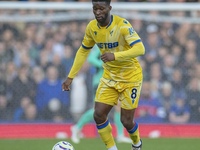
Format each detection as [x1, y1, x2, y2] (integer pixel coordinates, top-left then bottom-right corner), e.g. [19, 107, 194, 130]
[82, 15, 143, 82]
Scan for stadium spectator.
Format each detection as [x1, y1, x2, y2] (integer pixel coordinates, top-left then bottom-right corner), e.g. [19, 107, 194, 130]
[0, 42, 8, 68]
[35, 65, 70, 120]
[9, 64, 36, 111]
[192, 24, 200, 59]
[0, 29, 15, 62]
[171, 69, 186, 99]
[149, 62, 163, 91]
[65, 21, 82, 49]
[186, 77, 200, 122]
[30, 30, 45, 60]
[159, 22, 174, 48]
[13, 96, 32, 122]
[0, 94, 12, 121]
[135, 81, 165, 123]
[5, 62, 17, 86]
[38, 48, 51, 72]
[169, 95, 190, 124]
[51, 54, 66, 79]
[41, 98, 70, 122]
[31, 66, 45, 84]
[52, 31, 66, 59]
[156, 46, 168, 64]
[143, 24, 161, 67]
[181, 50, 198, 84]
[0, 71, 7, 95]
[174, 23, 191, 46]
[162, 54, 175, 81]
[159, 82, 174, 122]
[70, 38, 82, 56]
[150, 80, 161, 100]
[62, 45, 74, 76]
[20, 103, 40, 122]
[38, 38, 54, 70]
[193, 63, 200, 87]
[171, 44, 182, 67]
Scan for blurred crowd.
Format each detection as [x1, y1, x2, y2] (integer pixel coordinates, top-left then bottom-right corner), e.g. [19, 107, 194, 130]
[0, 1, 200, 124]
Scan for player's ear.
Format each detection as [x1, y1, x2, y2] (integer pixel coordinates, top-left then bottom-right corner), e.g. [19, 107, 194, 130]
[109, 6, 112, 11]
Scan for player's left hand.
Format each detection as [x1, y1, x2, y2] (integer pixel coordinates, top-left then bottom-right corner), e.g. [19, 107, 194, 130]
[101, 52, 115, 63]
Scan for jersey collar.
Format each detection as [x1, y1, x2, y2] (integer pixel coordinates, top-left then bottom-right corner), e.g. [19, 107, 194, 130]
[97, 15, 113, 29]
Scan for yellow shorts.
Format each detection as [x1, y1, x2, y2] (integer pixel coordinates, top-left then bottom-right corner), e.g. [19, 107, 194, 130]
[94, 77, 143, 110]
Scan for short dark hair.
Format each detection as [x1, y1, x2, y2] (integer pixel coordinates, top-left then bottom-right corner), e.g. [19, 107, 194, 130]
[92, 0, 111, 5]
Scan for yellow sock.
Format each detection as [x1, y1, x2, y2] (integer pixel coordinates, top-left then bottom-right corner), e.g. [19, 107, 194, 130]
[97, 119, 116, 149]
[128, 122, 140, 144]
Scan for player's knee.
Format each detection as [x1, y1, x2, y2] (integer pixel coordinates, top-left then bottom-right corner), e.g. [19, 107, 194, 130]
[121, 117, 133, 129]
[93, 110, 106, 124]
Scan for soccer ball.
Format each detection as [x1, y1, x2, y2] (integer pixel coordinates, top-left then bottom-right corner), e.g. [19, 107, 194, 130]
[52, 141, 75, 150]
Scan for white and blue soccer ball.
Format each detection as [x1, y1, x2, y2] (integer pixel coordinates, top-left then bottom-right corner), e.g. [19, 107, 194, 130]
[52, 141, 75, 150]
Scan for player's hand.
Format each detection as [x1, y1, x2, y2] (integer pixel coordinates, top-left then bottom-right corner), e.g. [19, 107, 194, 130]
[62, 77, 73, 91]
[101, 52, 115, 63]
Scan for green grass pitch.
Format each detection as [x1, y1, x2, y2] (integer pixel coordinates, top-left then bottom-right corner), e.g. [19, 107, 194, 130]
[0, 138, 199, 150]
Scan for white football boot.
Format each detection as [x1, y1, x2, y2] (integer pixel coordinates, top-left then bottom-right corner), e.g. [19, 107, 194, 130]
[132, 140, 142, 150]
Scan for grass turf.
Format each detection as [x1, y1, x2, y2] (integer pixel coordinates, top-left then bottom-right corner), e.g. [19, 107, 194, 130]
[0, 138, 199, 150]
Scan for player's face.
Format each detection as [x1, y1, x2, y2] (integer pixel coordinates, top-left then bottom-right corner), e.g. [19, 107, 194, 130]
[92, 2, 112, 26]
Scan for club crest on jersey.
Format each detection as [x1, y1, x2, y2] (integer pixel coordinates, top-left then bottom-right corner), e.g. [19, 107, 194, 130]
[128, 27, 134, 35]
[110, 30, 114, 36]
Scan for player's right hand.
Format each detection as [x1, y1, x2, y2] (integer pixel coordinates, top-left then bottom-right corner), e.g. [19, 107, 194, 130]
[62, 77, 73, 91]
[101, 52, 115, 63]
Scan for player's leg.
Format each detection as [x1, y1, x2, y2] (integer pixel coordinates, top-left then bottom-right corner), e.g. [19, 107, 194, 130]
[121, 108, 142, 149]
[94, 102, 117, 150]
[114, 104, 123, 138]
[94, 78, 119, 150]
[71, 108, 94, 143]
[114, 103, 132, 143]
[120, 81, 143, 150]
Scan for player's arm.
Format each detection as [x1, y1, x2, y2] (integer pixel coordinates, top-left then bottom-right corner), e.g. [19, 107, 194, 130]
[62, 46, 91, 91]
[114, 22, 145, 60]
[114, 42, 145, 60]
[68, 46, 91, 78]
[62, 23, 95, 91]
[100, 42, 144, 63]
[101, 21, 145, 63]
